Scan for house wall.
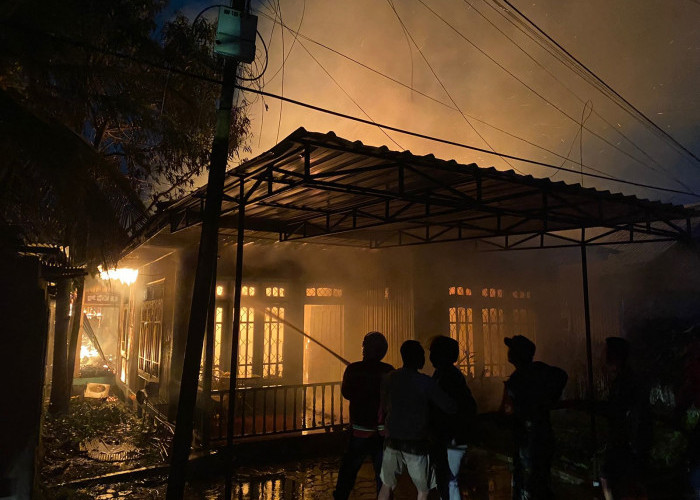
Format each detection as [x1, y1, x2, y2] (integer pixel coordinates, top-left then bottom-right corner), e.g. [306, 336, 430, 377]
[120, 247, 190, 417]
[122, 235, 700, 419]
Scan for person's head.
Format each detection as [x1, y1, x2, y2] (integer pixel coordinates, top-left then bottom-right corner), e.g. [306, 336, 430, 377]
[605, 337, 629, 374]
[400, 340, 425, 370]
[504, 335, 536, 368]
[362, 331, 388, 361]
[429, 335, 460, 369]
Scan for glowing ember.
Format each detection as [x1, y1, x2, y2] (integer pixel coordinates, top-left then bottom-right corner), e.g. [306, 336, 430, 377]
[98, 266, 138, 285]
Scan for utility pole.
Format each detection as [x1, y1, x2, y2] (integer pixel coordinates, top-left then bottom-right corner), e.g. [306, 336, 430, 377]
[165, 1, 248, 498]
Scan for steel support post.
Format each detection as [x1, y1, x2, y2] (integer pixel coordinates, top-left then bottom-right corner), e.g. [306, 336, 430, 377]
[201, 276, 216, 448]
[225, 196, 245, 500]
[581, 243, 598, 478]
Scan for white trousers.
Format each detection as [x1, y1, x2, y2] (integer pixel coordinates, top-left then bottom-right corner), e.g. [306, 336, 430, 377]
[446, 445, 468, 500]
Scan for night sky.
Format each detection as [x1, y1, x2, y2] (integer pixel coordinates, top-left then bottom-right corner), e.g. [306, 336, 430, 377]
[166, 0, 700, 205]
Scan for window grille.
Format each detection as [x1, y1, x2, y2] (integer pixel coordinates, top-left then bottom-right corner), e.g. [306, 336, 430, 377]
[449, 306, 475, 377]
[482, 307, 507, 377]
[263, 306, 284, 377]
[238, 306, 255, 378]
[138, 282, 164, 380]
[306, 287, 343, 297]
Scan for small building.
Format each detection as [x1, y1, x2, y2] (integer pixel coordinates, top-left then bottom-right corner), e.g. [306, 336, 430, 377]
[113, 128, 697, 443]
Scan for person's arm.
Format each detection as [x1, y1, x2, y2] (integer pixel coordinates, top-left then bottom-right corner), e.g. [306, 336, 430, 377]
[499, 383, 513, 415]
[341, 365, 355, 401]
[429, 378, 457, 414]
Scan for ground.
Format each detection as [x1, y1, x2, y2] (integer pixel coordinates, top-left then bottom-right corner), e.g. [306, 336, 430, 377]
[39, 401, 692, 499]
[44, 452, 594, 499]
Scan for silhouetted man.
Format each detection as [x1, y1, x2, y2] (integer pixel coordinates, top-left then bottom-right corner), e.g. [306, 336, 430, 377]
[429, 335, 477, 500]
[333, 331, 394, 500]
[501, 335, 567, 500]
[600, 337, 651, 500]
[379, 340, 456, 500]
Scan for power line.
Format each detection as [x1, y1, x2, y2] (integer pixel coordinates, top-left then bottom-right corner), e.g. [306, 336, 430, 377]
[415, 0, 689, 183]
[460, 0, 692, 191]
[274, 0, 284, 143]
[495, 0, 700, 165]
[9, 22, 700, 199]
[256, 9, 624, 180]
[386, 0, 525, 174]
[236, 84, 700, 199]
[296, 38, 404, 149]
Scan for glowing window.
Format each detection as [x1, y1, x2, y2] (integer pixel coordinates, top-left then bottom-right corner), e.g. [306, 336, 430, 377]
[482, 307, 507, 377]
[138, 283, 164, 380]
[241, 285, 256, 297]
[212, 307, 223, 376]
[216, 285, 224, 296]
[238, 307, 255, 378]
[449, 307, 475, 377]
[265, 286, 285, 298]
[306, 287, 342, 297]
[513, 308, 536, 339]
[263, 307, 284, 377]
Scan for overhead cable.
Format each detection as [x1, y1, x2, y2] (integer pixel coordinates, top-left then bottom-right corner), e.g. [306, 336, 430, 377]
[255, 9, 621, 179]
[495, 0, 700, 165]
[415, 0, 684, 181]
[8, 21, 699, 199]
[461, 0, 692, 191]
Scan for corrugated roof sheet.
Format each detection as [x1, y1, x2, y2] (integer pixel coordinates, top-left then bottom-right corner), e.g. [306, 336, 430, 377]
[132, 128, 697, 250]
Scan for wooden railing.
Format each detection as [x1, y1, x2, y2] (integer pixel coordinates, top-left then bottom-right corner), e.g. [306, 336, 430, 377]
[196, 381, 349, 442]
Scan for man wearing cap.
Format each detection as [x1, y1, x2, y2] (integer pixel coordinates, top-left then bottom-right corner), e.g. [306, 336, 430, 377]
[333, 331, 394, 500]
[501, 335, 567, 500]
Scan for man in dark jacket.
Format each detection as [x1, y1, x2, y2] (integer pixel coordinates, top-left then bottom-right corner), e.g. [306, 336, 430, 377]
[379, 340, 456, 500]
[429, 335, 477, 500]
[501, 335, 567, 500]
[333, 331, 394, 500]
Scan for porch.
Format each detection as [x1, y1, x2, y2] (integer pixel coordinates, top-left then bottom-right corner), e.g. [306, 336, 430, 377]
[194, 380, 348, 443]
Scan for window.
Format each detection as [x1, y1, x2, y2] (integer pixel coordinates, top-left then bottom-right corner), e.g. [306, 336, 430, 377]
[242, 285, 256, 296]
[449, 306, 475, 377]
[265, 286, 285, 298]
[238, 306, 254, 378]
[306, 287, 343, 297]
[263, 306, 284, 377]
[482, 307, 507, 377]
[216, 285, 224, 296]
[214, 306, 223, 375]
[138, 282, 164, 380]
[119, 307, 129, 383]
[448, 286, 472, 296]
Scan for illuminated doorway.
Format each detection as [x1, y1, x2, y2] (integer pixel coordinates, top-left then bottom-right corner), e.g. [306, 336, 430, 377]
[303, 304, 344, 384]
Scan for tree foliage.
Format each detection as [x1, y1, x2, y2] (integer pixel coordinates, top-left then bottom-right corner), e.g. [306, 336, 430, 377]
[0, 0, 250, 261]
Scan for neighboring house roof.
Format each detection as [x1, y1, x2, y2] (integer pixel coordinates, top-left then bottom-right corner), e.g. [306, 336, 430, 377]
[127, 128, 697, 253]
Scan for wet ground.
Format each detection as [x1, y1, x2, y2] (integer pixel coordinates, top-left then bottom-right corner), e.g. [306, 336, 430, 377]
[65, 452, 595, 499]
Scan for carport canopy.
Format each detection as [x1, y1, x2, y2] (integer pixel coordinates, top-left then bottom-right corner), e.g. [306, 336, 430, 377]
[152, 128, 698, 493]
[145, 127, 696, 250]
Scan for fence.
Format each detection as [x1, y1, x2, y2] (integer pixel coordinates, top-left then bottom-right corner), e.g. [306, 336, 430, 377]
[196, 381, 348, 442]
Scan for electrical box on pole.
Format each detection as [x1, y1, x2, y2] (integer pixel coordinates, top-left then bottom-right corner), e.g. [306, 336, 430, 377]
[214, 7, 257, 62]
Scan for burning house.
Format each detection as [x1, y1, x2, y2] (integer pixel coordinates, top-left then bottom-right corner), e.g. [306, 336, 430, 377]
[110, 128, 697, 444]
